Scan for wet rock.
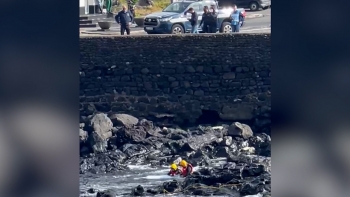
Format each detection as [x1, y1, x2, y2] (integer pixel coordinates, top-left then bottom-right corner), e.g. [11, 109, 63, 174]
[161, 180, 181, 193]
[109, 113, 139, 128]
[131, 185, 144, 196]
[241, 147, 255, 155]
[108, 149, 127, 163]
[96, 189, 117, 197]
[115, 127, 147, 146]
[168, 132, 219, 153]
[239, 182, 264, 196]
[214, 146, 232, 157]
[87, 188, 96, 193]
[220, 136, 232, 146]
[122, 143, 148, 158]
[227, 122, 253, 139]
[241, 164, 266, 178]
[249, 133, 271, 157]
[90, 113, 113, 153]
[166, 128, 189, 139]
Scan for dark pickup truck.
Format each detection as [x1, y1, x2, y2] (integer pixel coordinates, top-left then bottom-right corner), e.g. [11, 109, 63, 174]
[143, 0, 246, 34]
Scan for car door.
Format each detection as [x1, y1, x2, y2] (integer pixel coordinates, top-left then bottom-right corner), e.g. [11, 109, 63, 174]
[184, 2, 202, 31]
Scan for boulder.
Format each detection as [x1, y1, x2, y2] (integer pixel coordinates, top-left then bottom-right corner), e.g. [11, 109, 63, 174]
[96, 189, 117, 197]
[167, 131, 219, 153]
[131, 185, 144, 196]
[227, 122, 253, 139]
[115, 127, 147, 146]
[109, 113, 138, 127]
[161, 180, 181, 193]
[90, 113, 113, 153]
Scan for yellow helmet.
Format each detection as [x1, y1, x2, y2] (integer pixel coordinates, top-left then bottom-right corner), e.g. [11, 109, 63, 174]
[170, 163, 177, 170]
[179, 160, 187, 167]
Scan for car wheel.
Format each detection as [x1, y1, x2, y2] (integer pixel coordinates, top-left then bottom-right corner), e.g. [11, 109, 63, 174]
[249, 1, 259, 11]
[171, 24, 184, 34]
[221, 22, 232, 33]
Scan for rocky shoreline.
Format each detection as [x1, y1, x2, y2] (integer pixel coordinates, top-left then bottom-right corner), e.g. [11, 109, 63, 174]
[80, 113, 271, 196]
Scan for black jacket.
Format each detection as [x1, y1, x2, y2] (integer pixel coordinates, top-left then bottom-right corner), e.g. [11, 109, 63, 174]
[115, 10, 133, 25]
[208, 10, 218, 25]
[199, 12, 211, 27]
[189, 12, 198, 26]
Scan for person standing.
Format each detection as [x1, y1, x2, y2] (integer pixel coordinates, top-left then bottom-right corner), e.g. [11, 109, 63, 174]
[199, 6, 210, 33]
[105, 0, 112, 14]
[185, 7, 198, 33]
[230, 5, 243, 32]
[115, 5, 134, 35]
[208, 5, 218, 33]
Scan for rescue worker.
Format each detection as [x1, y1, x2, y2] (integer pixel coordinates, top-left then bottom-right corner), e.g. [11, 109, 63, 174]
[198, 6, 211, 33]
[168, 163, 182, 176]
[179, 160, 193, 177]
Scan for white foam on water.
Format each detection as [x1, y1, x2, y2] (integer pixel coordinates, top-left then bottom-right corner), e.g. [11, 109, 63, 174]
[144, 175, 183, 180]
[127, 164, 155, 170]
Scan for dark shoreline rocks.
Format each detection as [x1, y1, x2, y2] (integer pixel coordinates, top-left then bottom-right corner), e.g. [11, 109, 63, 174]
[79, 113, 271, 196]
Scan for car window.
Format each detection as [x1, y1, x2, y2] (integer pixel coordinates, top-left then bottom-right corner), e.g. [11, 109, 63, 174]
[189, 2, 202, 12]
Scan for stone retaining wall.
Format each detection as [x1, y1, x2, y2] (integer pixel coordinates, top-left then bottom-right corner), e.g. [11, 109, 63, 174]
[80, 34, 271, 126]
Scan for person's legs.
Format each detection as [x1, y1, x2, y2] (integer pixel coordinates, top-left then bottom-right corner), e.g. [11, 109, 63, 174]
[211, 25, 216, 33]
[120, 24, 125, 35]
[232, 24, 237, 32]
[191, 25, 198, 33]
[125, 25, 130, 35]
[106, 0, 111, 13]
[235, 24, 240, 32]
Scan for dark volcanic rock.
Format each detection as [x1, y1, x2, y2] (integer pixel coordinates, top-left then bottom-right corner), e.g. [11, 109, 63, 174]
[122, 143, 149, 158]
[249, 133, 271, 157]
[131, 185, 144, 196]
[167, 131, 220, 154]
[214, 146, 232, 157]
[115, 127, 147, 146]
[96, 189, 117, 197]
[109, 113, 139, 127]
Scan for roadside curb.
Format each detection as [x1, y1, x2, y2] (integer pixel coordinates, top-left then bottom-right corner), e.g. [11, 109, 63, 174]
[245, 14, 264, 19]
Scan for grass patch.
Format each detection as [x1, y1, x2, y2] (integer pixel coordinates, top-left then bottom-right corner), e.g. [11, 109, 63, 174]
[111, 0, 171, 17]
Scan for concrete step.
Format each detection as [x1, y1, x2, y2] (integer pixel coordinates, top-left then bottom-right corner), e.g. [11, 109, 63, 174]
[80, 24, 97, 28]
[80, 16, 88, 20]
[79, 20, 93, 24]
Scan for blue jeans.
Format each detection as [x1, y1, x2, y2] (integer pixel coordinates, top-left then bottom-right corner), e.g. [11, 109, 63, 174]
[231, 24, 240, 32]
[191, 25, 198, 33]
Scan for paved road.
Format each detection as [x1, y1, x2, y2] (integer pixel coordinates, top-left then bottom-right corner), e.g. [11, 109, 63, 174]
[80, 8, 270, 35]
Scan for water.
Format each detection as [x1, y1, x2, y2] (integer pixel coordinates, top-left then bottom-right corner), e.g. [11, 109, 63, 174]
[80, 158, 228, 197]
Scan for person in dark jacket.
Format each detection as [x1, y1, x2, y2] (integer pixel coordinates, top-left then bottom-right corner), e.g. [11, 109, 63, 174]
[115, 5, 134, 35]
[208, 5, 218, 33]
[199, 6, 210, 33]
[184, 7, 198, 33]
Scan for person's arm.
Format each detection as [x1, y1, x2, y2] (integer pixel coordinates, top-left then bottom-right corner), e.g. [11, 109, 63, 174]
[199, 15, 205, 27]
[115, 12, 120, 24]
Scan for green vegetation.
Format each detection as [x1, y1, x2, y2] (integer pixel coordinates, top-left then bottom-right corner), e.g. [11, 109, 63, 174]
[111, 0, 171, 17]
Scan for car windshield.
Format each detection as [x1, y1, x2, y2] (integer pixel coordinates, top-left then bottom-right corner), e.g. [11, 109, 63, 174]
[163, 2, 191, 13]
